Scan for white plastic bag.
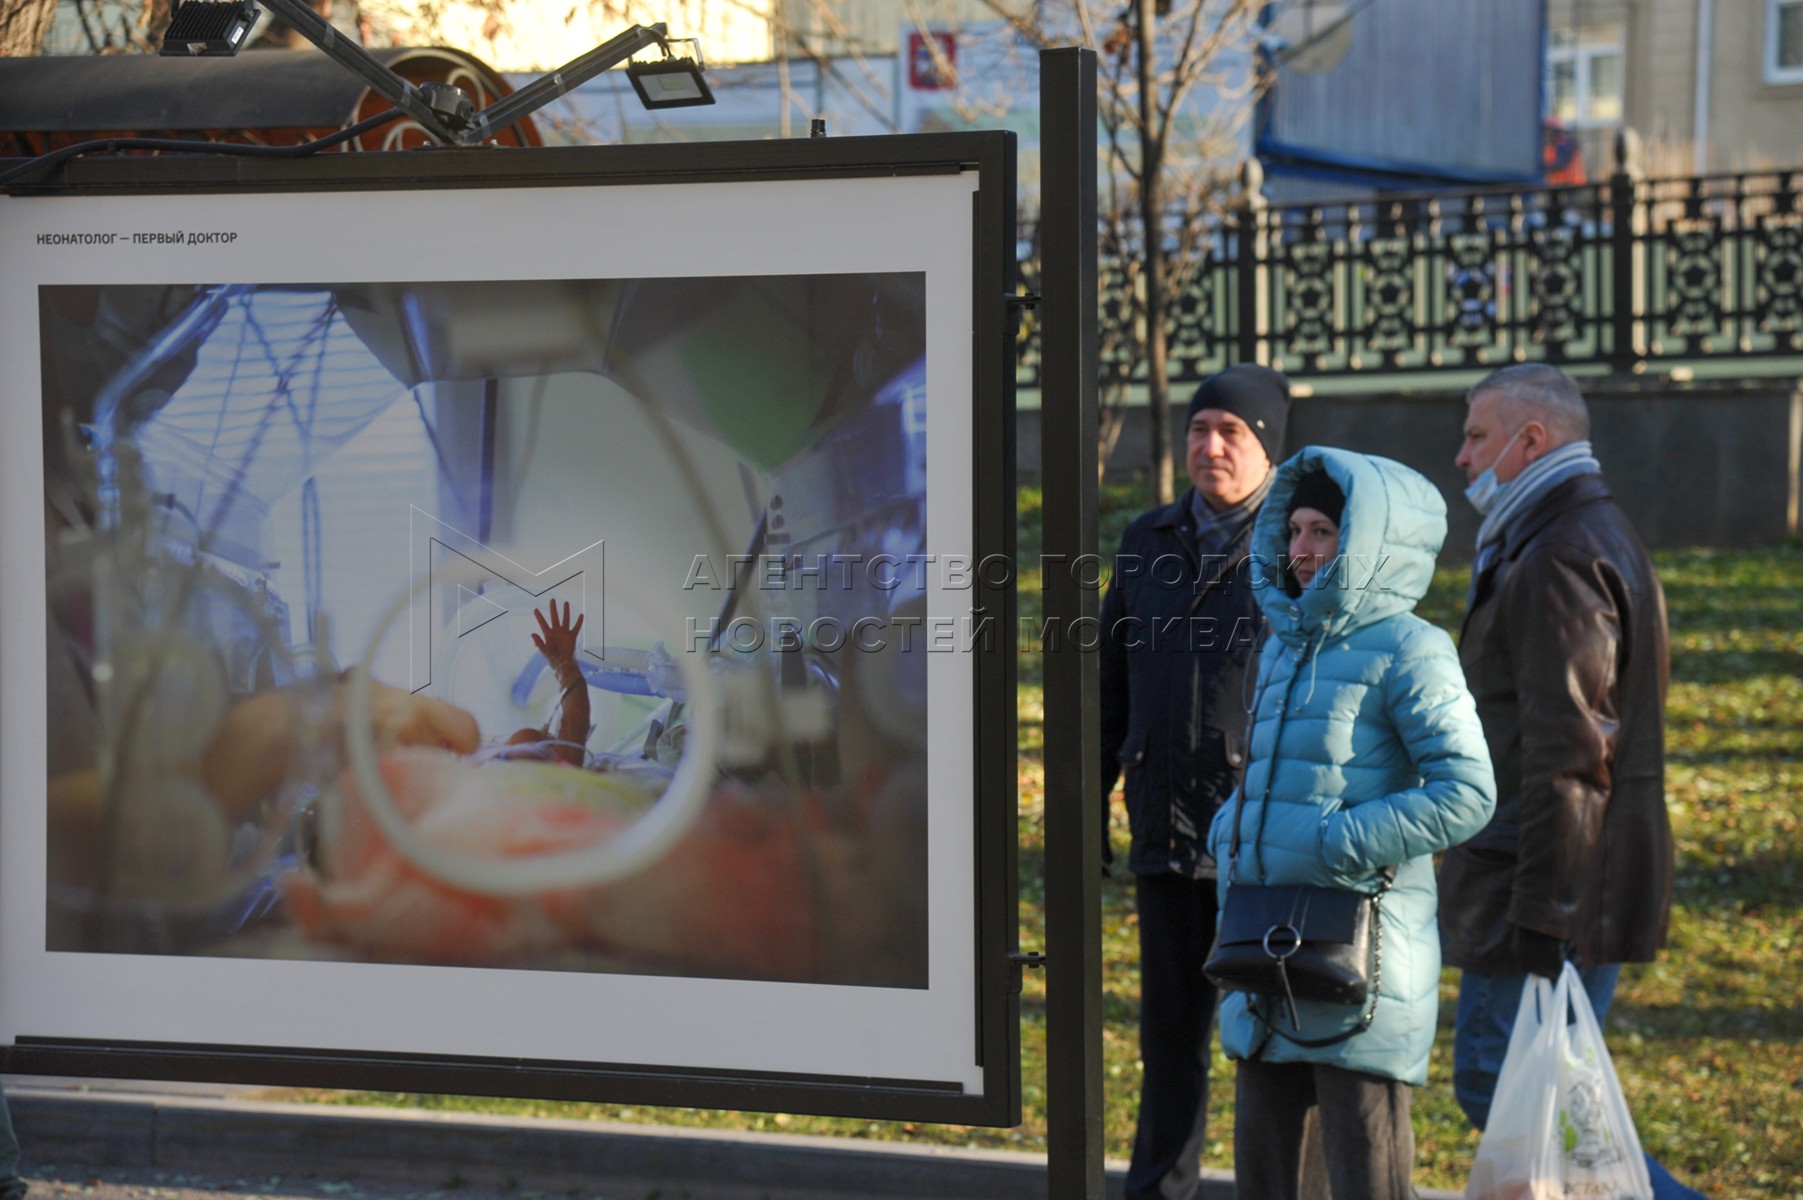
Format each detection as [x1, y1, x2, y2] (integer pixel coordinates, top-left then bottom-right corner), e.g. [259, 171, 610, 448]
[1466, 962, 1652, 1200]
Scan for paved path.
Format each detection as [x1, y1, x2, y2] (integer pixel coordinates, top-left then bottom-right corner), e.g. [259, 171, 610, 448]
[24, 1163, 539, 1200]
[7, 1079, 1460, 1200]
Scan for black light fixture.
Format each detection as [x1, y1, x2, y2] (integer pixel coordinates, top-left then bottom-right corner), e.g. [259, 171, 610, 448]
[626, 43, 716, 110]
[159, 0, 713, 141]
[159, 0, 262, 57]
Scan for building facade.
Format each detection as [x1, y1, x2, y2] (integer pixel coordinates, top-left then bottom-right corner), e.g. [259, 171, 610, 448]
[1548, 0, 1803, 178]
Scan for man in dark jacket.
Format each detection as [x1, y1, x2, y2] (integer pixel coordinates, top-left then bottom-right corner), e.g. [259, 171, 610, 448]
[1100, 364, 1288, 1200]
[1440, 363, 1701, 1199]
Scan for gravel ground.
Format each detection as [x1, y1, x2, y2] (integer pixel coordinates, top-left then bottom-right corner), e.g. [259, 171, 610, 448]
[22, 1166, 662, 1200]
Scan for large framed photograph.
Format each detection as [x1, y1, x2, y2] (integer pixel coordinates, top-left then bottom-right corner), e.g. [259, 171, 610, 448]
[0, 136, 1019, 1124]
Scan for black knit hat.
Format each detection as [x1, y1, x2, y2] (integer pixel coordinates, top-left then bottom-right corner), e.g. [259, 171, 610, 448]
[1186, 364, 1291, 462]
[1287, 469, 1345, 526]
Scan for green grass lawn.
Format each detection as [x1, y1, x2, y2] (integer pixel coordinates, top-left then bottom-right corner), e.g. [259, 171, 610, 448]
[312, 491, 1802, 1199]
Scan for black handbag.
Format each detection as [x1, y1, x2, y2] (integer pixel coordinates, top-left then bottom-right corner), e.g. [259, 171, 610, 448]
[1205, 882, 1381, 1003]
[1204, 773, 1394, 1045]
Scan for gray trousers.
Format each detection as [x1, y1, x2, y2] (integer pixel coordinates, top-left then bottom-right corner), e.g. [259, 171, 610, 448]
[1233, 1060, 1415, 1200]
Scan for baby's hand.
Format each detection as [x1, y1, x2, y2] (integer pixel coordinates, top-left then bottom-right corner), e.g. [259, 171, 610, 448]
[531, 601, 585, 672]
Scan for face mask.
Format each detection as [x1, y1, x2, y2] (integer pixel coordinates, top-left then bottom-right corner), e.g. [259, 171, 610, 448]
[1463, 424, 1529, 515]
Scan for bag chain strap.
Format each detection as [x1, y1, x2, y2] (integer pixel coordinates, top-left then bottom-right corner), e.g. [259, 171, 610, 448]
[1261, 872, 1394, 1048]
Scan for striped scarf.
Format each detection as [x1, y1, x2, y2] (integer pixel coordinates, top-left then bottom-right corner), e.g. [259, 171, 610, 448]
[1471, 439, 1603, 585]
[1191, 469, 1273, 560]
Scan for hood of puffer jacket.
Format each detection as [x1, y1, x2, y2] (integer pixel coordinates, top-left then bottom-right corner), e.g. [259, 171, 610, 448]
[1252, 446, 1446, 648]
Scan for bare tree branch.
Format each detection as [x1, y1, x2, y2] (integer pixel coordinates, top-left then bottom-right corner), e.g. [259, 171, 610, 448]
[975, 0, 1263, 492]
[0, 0, 57, 56]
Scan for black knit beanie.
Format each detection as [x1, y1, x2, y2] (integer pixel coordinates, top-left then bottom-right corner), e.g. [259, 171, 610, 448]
[1185, 364, 1291, 462]
[1287, 469, 1345, 526]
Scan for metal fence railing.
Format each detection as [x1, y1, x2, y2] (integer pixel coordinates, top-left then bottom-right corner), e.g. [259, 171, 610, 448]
[1016, 165, 1803, 386]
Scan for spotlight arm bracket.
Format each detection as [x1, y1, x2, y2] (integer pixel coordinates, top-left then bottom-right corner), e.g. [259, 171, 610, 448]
[457, 22, 670, 146]
[168, 0, 691, 147]
[254, 0, 461, 143]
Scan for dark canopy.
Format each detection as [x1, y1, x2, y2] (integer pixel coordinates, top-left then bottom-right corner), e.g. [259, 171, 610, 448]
[0, 46, 537, 145]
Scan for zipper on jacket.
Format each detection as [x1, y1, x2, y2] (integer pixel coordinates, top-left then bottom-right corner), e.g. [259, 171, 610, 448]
[1236, 632, 1320, 883]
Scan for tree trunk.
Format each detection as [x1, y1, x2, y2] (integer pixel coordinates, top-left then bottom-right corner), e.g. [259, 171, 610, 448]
[1, 0, 58, 56]
[138, 0, 176, 51]
[1097, 390, 1128, 485]
[1137, 0, 1174, 503]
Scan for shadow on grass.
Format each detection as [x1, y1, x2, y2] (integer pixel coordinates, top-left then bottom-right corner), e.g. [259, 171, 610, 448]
[1666, 741, 1798, 766]
[1604, 1001, 1803, 1040]
[1659, 581, 1802, 627]
[1018, 989, 1141, 1029]
[1437, 994, 1803, 1042]
[1673, 848, 1803, 907]
[1669, 648, 1803, 684]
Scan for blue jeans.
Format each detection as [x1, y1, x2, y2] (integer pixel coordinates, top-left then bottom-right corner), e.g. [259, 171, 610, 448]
[1454, 968, 1706, 1200]
[0, 1081, 25, 1200]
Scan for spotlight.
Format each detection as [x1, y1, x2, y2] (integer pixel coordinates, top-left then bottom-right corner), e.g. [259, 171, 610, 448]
[463, 25, 714, 144]
[155, 0, 712, 146]
[626, 56, 716, 110]
[159, 0, 262, 57]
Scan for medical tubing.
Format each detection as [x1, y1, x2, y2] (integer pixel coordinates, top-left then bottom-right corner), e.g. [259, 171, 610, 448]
[341, 563, 719, 895]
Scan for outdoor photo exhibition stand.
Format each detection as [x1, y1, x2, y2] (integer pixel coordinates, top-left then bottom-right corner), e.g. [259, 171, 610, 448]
[1, 44, 1104, 1197]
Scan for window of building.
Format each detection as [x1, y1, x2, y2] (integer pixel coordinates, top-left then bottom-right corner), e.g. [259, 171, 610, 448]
[1770, 0, 1803, 84]
[1546, 20, 1626, 127]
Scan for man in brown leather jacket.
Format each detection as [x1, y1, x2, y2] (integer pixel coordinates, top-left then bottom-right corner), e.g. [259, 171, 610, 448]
[1438, 364, 1700, 1199]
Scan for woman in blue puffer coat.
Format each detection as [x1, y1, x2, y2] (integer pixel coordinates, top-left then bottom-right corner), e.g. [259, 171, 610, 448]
[1206, 446, 1496, 1200]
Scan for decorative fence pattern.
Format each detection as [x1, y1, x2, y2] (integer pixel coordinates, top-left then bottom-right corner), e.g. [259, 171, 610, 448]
[1016, 167, 1803, 386]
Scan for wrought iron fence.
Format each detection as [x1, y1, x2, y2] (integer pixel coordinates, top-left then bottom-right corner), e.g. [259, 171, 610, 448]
[1016, 166, 1803, 386]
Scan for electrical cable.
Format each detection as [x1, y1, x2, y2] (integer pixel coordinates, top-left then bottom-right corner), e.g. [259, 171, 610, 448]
[0, 105, 406, 189]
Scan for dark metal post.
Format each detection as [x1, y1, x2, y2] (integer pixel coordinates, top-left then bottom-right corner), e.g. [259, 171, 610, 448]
[1608, 127, 1643, 374]
[1233, 195, 1262, 363]
[1039, 46, 1102, 1200]
[1236, 158, 1268, 366]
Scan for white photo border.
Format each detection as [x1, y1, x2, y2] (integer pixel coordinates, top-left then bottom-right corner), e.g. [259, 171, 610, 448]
[0, 141, 1018, 1123]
